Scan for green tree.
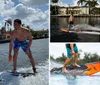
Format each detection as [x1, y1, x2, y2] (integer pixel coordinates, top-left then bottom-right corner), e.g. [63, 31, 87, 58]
[51, 5, 59, 15]
[51, 0, 58, 3]
[9, 28, 12, 33]
[50, 55, 55, 61]
[85, 0, 98, 7]
[1, 26, 6, 34]
[51, 0, 59, 15]
[56, 53, 66, 62]
[52, 51, 100, 64]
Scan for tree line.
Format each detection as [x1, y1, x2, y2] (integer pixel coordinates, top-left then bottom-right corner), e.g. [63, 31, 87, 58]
[50, 50, 100, 64]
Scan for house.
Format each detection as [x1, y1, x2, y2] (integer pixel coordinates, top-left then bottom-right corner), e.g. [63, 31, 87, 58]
[58, 6, 89, 15]
[0, 33, 10, 39]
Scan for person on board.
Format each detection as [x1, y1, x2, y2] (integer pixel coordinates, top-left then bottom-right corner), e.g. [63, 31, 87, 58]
[8, 19, 37, 74]
[62, 43, 80, 73]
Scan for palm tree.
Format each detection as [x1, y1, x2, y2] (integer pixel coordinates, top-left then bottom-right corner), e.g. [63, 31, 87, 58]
[85, 0, 99, 14]
[6, 19, 12, 26]
[5, 19, 12, 33]
[52, 0, 58, 3]
[1, 26, 6, 34]
[85, 0, 99, 7]
[26, 25, 31, 31]
[51, 0, 59, 15]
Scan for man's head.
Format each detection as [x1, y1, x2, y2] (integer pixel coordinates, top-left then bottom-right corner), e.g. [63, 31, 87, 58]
[14, 19, 22, 29]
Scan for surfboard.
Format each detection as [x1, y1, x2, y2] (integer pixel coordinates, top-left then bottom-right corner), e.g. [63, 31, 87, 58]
[8, 72, 35, 77]
[51, 64, 87, 75]
[51, 62, 100, 76]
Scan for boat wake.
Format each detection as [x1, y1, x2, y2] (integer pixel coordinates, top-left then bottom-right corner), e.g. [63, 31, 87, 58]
[0, 61, 49, 85]
[71, 24, 100, 32]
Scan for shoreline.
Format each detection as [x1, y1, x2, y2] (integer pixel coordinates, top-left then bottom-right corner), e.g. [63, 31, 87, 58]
[0, 37, 48, 44]
[51, 15, 100, 17]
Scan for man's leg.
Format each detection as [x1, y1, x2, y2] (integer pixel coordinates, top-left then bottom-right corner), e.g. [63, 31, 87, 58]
[25, 51, 37, 73]
[13, 48, 19, 72]
[62, 58, 72, 73]
[73, 53, 80, 67]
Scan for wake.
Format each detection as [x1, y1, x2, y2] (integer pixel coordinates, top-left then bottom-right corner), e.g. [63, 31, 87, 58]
[71, 24, 100, 32]
[0, 61, 49, 85]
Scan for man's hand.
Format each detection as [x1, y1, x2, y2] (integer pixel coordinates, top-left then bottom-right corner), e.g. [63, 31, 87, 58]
[26, 31, 32, 53]
[70, 50, 75, 56]
[26, 48, 30, 53]
[8, 54, 13, 62]
[8, 31, 14, 62]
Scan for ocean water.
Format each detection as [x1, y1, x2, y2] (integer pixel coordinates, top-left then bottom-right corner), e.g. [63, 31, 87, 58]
[0, 38, 49, 85]
[50, 61, 100, 85]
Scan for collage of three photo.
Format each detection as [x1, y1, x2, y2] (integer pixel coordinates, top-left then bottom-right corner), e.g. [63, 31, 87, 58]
[0, 0, 100, 85]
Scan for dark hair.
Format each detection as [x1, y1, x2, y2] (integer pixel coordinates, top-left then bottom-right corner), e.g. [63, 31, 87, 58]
[14, 19, 22, 25]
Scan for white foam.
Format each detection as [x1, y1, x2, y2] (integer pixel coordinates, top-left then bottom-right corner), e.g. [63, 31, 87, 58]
[0, 61, 49, 85]
[50, 60, 63, 70]
[72, 24, 100, 31]
[93, 72, 100, 76]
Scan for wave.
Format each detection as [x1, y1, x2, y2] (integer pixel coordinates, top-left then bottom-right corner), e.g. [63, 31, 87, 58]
[0, 61, 49, 85]
[71, 24, 100, 32]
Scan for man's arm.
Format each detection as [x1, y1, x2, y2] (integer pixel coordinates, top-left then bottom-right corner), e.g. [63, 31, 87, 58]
[9, 32, 14, 57]
[70, 43, 75, 55]
[27, 32, 33, 50]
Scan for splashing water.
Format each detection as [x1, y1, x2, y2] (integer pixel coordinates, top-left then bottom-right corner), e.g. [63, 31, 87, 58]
[0, 60, 49, 85]
[50, 60, 100, 85]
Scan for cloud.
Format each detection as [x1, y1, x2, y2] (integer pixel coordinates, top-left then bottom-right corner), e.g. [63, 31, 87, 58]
[22, 8, 48, 30]
[73, 0, 78, 6]
[96, 1, 100, 7]
[51, 0, 68, 7]
[0, 0, 14, 14]
[19, 0, 48, 6]
[0, 0, 48, 30]
[5, 0, 14, 9]
[1, 8, 16, 17]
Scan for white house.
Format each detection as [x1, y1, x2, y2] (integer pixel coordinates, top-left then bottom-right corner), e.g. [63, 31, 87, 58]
[58, 6, 90, 15]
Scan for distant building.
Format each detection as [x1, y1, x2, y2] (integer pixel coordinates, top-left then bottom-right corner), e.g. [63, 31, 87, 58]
[58, 6, 89, 15]
[0, 33, 10, 39]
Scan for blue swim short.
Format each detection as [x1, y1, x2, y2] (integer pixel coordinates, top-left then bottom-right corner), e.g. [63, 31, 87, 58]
[14, 39, 31, 52]
[66, 45, 78, 58]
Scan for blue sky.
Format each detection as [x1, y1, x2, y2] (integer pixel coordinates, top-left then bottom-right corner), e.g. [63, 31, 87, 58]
[50, 43, 100, 59]
[0, 0, 48, 30]
[61, 0, 74, 5]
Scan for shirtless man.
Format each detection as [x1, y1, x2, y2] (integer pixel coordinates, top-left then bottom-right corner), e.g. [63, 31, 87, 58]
[60, 14, 80, 32]
[69, 14, 79, 30]
[8, 19, 37, 74]
[62, 43, 80, 73]
[60, 14, 75, 32]
[69, 14, 74, 26]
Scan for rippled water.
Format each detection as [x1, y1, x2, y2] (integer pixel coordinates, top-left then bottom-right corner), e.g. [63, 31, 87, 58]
[50, 17, 100, 42]
[0, 61, 49, 85]
[0, 38, 49, 85]
[50, 60, 100, 85]
[51, 17, 100, 31]
[0, 38, 48, 71]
